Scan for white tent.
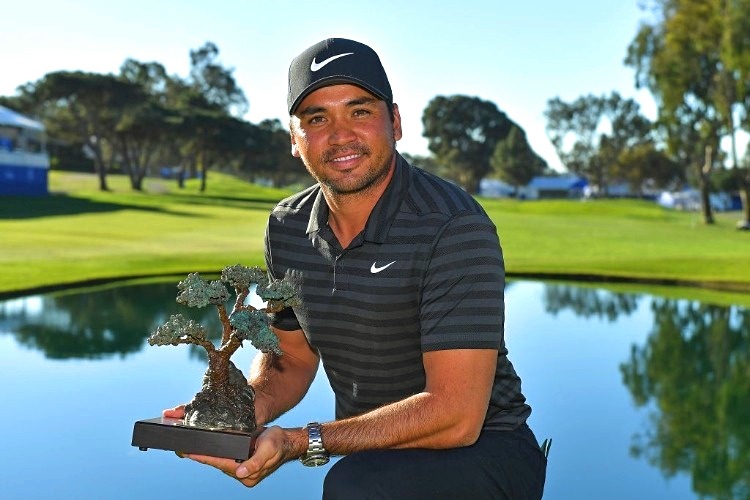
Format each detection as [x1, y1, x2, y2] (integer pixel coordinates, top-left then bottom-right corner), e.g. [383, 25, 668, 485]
[0, 105, 45, 131]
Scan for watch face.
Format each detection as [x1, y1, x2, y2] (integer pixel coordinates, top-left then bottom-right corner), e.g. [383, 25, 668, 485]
[302, 454, 330, 467]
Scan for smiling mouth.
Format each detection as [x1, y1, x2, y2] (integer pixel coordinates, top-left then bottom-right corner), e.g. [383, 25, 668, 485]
[332, 153, 362, 163]
[324, 145, 370, 164]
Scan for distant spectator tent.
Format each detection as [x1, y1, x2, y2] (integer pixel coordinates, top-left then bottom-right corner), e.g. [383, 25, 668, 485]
[522, 175, 588, 200]
[0, 106, 50, 195]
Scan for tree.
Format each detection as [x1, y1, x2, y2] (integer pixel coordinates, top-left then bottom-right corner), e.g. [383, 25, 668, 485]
[189, 41, 248, 118]
[400, 152, 446, 178]
[242, 119, 305, 187]
[545, 92, 652, 196]
[113, 100, 175, 190]
[603, 93, 656, 189]
[178, 105, 245, 192]
[115, 59, 178, 190]
[165, 42, 251, 192]
[723, 0, 750, 226]
[120, 59, 202, 188]
[625, 0, 750, 225]
[490, 125, 546, 195]
[30, 71, 144, 191]
[2, 42, 261, 193]
[119, 59, 172, 100]
[616, 142, 684, 195]
[422, 95, 515, 193]
[545, 94, 605, 187]
[0, 85, 39, 117]
[148, 265, 299, 431]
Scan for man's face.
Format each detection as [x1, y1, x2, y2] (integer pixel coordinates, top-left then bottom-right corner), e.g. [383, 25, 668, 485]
[290, 83, 402, 197]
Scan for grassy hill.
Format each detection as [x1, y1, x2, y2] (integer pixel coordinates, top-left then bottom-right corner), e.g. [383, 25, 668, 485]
[2, 171, 749, 305]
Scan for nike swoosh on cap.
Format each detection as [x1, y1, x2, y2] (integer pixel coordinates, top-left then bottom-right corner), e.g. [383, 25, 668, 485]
[310, 52, 354, 72]
[370, 261, 396, 273]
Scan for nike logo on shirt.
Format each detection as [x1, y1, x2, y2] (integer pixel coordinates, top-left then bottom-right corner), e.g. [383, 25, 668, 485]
[310, 52, 354, 71]
[370, 261, 396, 273]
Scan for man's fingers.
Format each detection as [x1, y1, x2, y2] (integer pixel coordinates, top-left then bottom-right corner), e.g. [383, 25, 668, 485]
[162, 404, 186, 418]
[186, 454, 235, 471]
[187, 454, 264, 487]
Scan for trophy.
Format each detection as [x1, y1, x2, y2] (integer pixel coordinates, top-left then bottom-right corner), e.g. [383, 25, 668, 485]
[131, 264, 299, 461]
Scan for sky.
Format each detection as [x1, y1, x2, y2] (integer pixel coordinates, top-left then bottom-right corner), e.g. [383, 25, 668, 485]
[1, 0, 658, 171]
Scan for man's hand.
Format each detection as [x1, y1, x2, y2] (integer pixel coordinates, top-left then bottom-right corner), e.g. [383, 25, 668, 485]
[161, 404, 302, 487]
[185, 426, 305, 488]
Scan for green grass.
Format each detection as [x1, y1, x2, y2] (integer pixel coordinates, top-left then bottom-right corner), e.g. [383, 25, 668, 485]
[2, 171, 749, 306]
[1, 172, 290, 295]
[481, 197, 749, 285]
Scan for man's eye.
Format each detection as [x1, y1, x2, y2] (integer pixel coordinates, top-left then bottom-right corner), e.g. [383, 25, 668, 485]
[308, 116, 325, 124]
[353, 109, 371, 117]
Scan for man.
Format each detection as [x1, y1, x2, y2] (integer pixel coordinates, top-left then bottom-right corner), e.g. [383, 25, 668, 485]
[167, 38, 547, 499]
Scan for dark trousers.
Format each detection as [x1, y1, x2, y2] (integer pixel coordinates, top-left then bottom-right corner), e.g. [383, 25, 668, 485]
[323, 423, 547, 500]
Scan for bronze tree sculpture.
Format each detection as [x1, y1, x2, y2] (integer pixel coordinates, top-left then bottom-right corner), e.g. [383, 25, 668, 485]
[148, 264, 299, 432]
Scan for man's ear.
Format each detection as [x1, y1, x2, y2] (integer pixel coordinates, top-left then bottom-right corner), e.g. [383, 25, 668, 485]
[290, 134, 300, 158]
[392, 103, 403, 142]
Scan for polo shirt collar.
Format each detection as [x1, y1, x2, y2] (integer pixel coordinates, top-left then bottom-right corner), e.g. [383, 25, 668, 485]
[306, 188, 327, 236]
[306, 153, 411, 244]
[363, 153, 409, 243]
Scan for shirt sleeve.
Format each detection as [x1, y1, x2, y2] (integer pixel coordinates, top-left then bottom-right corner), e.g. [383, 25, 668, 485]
[265, 216, 303, 332]
[419, 211, 505, 352]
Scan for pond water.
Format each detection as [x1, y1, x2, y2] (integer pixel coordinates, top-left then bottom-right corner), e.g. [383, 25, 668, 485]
[1, 279, 748, 500]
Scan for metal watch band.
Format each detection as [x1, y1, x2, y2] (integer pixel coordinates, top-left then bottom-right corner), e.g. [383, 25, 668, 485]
[300, 422, 329, 466]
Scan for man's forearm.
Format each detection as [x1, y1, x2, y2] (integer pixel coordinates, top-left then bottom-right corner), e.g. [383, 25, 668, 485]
[286, 348, 497, 458]
[320, 391, 478, 455]
[248, 350, 317, 425]
[254, 348, 495, 470]
[273, 390, 473, 467]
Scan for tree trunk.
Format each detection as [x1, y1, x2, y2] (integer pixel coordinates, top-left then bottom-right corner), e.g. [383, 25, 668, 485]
[92, 151, 109, 191]
[699, 183, 714, 224]
[177, 166, 186, 188]
[467, 176, 480, 195]
[739, 168, 750, 229]
[121, 140, 144, 191]
[697, 146, 714, 225]
[96, 162, 109, 191]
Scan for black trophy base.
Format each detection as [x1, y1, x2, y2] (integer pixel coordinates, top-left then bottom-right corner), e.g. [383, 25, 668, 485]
[132, 417, 257, 462]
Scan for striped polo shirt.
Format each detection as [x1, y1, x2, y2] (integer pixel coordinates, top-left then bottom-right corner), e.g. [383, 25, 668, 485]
[265, 153, 531, 430]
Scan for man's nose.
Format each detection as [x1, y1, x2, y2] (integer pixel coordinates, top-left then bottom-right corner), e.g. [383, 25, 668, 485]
[328, 118, 357, 145]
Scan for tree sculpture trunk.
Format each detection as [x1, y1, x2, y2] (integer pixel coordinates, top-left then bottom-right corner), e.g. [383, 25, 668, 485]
[184, 354, 256, 431]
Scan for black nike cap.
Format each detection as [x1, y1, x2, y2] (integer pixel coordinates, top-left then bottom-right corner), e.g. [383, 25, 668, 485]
[287, 38, 393, 115]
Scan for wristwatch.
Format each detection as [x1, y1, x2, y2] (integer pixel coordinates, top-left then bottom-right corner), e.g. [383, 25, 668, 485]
[300, 422, 330, 467]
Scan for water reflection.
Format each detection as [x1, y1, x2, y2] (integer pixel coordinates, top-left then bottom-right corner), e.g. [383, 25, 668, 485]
[0, 282, 222, 360]
[542, 283, 639, 321]
[621, 300, 750, 499]
[536, 283, 750, 499]
[0, 280, 748, 499]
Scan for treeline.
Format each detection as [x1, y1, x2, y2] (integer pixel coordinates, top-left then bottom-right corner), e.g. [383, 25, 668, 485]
[608, 0, 750, 229]
[0, 42, 303, 192]
[0, 40, 553, 197]
[2, 0, 750, 227]
[425, 0, 750, 228]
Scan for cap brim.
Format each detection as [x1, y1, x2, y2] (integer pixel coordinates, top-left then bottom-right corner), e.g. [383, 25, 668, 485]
[289, 77, 390, 114]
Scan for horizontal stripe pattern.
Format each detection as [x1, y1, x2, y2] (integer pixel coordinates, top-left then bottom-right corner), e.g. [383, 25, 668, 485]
[266, 155, 530, 428]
